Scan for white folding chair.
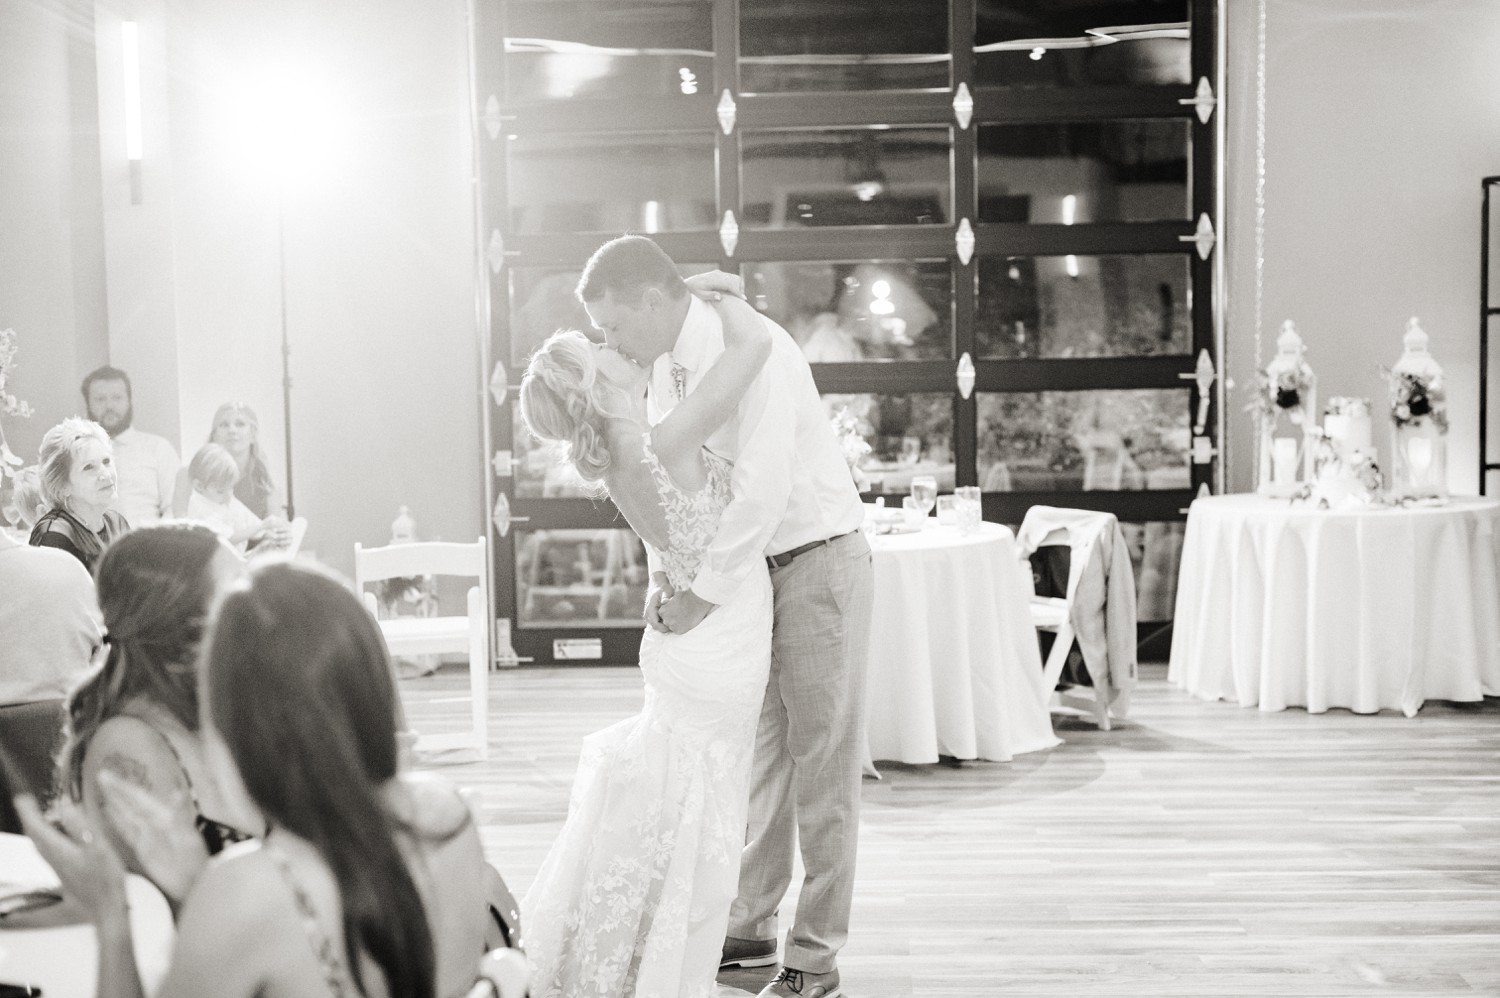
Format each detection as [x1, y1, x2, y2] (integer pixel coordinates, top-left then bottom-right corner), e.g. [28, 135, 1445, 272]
[1019, 512, 1114, 731]
[354, 537, 489, 759]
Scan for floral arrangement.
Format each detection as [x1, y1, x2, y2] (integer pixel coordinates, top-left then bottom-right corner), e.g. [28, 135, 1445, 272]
[830, 406, 872, 493]
[1250, 364, 1315, 424]
[375, 575, 434, 610]
[0, 328, 35, 488]
[1385, 368, 1448, 431]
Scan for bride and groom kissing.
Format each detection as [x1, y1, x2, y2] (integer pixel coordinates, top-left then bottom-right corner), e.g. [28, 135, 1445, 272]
[518, 235, 875, 998]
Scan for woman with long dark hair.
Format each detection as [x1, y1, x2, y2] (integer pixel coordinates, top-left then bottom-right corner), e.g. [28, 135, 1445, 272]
[61, 522, 257, 903]
[16, 559, 489, 998]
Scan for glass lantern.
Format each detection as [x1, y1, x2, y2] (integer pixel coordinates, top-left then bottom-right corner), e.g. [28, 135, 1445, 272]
[1256, 320, 1317, 497]
[1388, 317, 1448, 501]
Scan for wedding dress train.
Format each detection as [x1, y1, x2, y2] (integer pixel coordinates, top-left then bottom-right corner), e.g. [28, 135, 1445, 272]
[523, 440, 773, 998]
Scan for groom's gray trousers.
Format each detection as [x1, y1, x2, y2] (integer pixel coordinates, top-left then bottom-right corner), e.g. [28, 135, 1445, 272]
[729, 529, 874, 974]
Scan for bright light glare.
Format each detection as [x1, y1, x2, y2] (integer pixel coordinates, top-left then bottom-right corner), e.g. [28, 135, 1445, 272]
[872, 279, 891, 299]
[121, 22, 143, 161]
[228, 68, 343, 186]
[1061, 194, 1077, 225]
[1030, 47, 1046, 60]
[642, 199, 661, 234]
[1065, 254, 1080, 278]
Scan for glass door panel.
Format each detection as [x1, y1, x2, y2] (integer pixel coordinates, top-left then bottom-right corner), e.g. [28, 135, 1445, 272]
[978, 120, 1190, 223]
[976, 388, 1191, 492]
[976, 253, 1190, 359]
[740, 128, 952, 228]
[507, 132, 716, 233]
[503, 0, 713, 103]
[739, 0, 952, 94]
[975, 0, 1190, 88]
[743, 260, 954, 360]
[820, 391, 955, 498]
[514, 527, 649, 628]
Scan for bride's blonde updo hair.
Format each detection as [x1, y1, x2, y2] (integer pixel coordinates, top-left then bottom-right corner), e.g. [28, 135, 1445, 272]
[519, 330, 630, 483]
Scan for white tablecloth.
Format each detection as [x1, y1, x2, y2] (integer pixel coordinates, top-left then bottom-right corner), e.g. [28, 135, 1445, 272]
[863, 519, 1060, 772]
[0, 833, 174, 997]
[1168, 494, 1500, 716]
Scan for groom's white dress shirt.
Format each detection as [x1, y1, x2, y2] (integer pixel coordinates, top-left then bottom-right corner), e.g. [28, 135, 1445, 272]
[647, 296, 864, 606]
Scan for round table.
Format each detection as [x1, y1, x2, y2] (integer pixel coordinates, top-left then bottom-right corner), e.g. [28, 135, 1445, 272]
[0, 833, 174, 997]
[1168, 494, 1500, 715]
[863, 518, 1060, 773]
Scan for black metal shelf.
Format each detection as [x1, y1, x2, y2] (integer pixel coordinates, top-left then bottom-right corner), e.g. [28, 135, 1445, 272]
[1483, 177, 1500, 493]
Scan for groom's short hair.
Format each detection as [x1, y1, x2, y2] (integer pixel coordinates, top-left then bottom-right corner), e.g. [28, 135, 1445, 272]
[576, 235, 689, 306]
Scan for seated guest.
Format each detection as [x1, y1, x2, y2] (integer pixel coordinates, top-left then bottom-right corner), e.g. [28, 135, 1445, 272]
[57, 524, 259, 902]
[17, 559, 489, 997]
[29, 417, 130, 572]
[0, 527, 100, 706]
[83, 365, 180, 525]
[175, 402, 280, 521]
[3, 464, 45, 532]
[183, 444, 272, 552]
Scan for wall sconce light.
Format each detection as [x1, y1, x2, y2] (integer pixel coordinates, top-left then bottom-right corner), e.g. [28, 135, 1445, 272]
[122, 20, 143, 204]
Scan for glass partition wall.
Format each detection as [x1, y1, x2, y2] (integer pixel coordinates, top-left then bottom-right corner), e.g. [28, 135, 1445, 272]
[474, 0, 1221, 664]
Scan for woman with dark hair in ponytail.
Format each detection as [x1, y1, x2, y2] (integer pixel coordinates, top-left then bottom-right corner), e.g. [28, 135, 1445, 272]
[60, 522, 259, 902]
[15, 559, 489, 998]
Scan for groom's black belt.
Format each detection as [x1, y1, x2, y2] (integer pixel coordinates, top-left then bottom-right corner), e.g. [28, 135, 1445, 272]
[766, 530, 857, 570]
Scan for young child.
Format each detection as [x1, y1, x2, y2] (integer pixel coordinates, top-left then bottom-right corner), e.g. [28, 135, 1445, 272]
[185, 443, 264, 551]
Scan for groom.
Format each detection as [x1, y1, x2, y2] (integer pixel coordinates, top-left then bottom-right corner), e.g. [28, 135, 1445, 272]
[578, 236, 873, 998]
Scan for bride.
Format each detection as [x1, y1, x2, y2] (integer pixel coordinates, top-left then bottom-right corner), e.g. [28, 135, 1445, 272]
[517, 286, 774, 998]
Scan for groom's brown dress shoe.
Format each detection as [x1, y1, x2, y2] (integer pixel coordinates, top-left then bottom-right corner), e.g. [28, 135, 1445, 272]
[720, 936, 779, 970]
[756, 967, 842, 998]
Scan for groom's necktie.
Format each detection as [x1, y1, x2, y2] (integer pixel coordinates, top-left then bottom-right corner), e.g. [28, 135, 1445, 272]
[671, 362, 688, 402]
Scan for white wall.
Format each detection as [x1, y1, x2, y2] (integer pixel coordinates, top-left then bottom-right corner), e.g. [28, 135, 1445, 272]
[0, 0, 108, 460]
[141, 0, 480, 573]
[1224, 0, 1500, 493]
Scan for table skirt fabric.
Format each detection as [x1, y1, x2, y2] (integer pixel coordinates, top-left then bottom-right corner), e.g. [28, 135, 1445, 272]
[1169, 496, 1500, 716]
[864, 523, 1060, 770]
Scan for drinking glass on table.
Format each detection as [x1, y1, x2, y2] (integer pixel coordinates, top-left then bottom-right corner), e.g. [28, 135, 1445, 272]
[955, 485, 982, 531]
[909, 475, 937, 521]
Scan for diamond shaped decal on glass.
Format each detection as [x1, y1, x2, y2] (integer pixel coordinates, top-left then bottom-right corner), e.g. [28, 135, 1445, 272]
[491, 493, 513, 537]
[1179, 213, 1215, 261]
[955, 352, 975, 400]
[955, 218, 975, 265]
[952, 83, 973, 130]
[1177, 77, 1217, 125]
[488, 360, 508, 407]
[719, 211, 739, 256]
[717, 89, 736, 135]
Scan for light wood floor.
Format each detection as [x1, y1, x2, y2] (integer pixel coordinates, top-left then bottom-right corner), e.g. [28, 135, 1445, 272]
[402, 663, 1500, 997]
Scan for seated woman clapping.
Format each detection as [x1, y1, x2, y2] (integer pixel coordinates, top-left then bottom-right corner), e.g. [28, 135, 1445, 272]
[16, 558, 489, 998]
[60, 523, 260, 904]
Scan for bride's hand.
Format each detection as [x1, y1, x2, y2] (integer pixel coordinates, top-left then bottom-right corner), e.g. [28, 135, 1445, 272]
[644, 572, 675, 633]
[684, 270, 745, 302]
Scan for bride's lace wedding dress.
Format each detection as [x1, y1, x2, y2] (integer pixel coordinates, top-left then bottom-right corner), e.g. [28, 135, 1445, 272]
[524, 437, 774, 998]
